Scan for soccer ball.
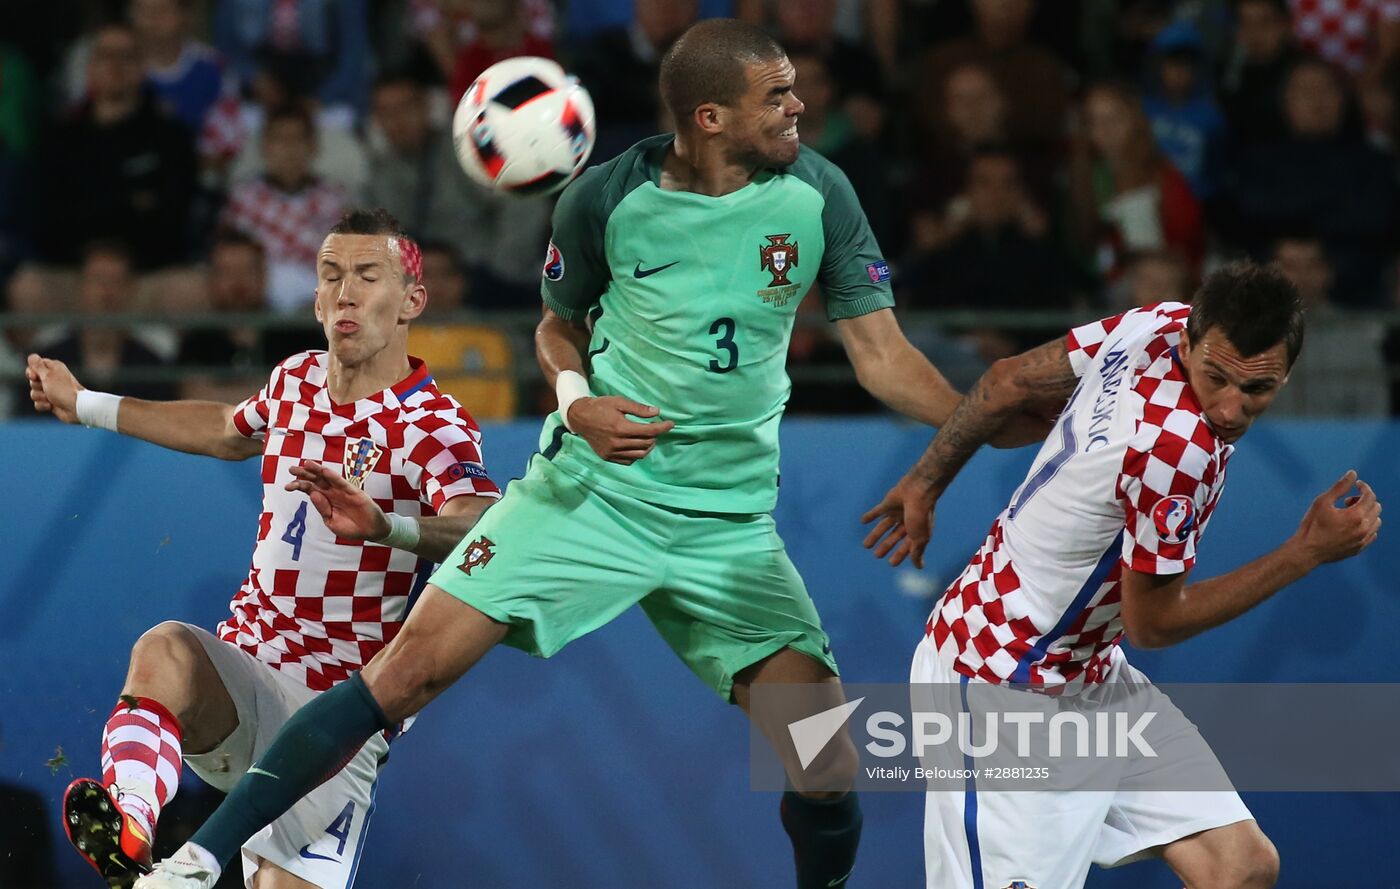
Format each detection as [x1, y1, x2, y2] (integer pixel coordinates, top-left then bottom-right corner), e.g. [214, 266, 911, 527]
[451, 56, 596, 196]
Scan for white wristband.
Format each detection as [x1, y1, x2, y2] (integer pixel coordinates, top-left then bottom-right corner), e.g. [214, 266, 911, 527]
[555, 370, 592, 432]
[75, 391, 122, 432]
[374, 512, 421, 550]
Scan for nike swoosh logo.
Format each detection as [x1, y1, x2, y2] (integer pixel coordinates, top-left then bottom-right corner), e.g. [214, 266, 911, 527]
[827, 867, 854, 887]
[633, 261, 679, 278]
[247, 766, 280, 780]
[298, 844, 339, 862]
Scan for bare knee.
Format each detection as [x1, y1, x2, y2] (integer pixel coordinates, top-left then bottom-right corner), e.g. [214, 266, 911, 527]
[1192, 833, 1279, 889]
[125, 622, 238, 751]
[792, 734, 859, 800]
[1231, 835, 1279, 889]
[127, 622, 205, 693]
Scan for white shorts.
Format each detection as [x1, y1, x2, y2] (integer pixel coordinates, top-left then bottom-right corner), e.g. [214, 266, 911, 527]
[911, 637, 1252, 889]
[180, 624, 389, 889]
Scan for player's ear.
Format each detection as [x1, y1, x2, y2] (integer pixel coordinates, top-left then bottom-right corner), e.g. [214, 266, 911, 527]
[693, 102, 724, 135]
[400, 281, 427, 322]
[1177, 328, 1192, 363]
[312, 287, 324, 323]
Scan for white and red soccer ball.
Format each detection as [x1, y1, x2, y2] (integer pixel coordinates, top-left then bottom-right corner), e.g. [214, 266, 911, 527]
[451, 56, 596, 196]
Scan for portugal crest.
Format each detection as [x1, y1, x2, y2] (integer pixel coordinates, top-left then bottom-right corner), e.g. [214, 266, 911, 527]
[458, 536, 496, 576]
[759, 233, 799, 287]
[342, 437, 384, 490]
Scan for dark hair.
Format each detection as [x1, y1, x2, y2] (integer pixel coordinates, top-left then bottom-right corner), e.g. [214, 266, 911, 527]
[210, 229, 265, 259]
[327, 209, 422, 283]
[372, 67, 425, 94]
[659, 18, 786, 130]
[1239, 0, 1290, 16]
[80, 238, 133, 269]
[1188, 262, 1305, 367]
[417, 239, 462, 269]
[264, 103, 315, 138]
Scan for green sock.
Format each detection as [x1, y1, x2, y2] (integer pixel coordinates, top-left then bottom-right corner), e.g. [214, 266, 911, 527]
[189, 672, 390, 867]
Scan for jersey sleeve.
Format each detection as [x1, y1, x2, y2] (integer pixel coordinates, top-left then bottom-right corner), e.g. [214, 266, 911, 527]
[403, 409, 502, 511]
[540, 166, 611, 322]
[811, 158, 895, 321]
[1116, 413, 1218, 575]
[1065, 311, 1133, 378]
[230, 356, 291, 439]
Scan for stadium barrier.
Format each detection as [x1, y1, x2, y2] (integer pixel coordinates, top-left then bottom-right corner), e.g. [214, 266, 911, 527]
[1, 418, 1395, 888]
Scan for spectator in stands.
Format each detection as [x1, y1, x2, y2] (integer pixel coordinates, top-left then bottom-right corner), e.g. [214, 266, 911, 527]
[1220, 0, 1304, 146]
[175, 230, 318, 401]
[1269, 235, 1389, 416]
[765, 0, 887, 140]
[789, 49, 890, 245]
[213, 0, 372, 116]
[364, 71, 550, 308]
[1117, 248, 1191, 311]
[132, 0, 239, 138]
[571, 0, 697, 160]
[913, 0, 1068, 153]
[1069, 81, 1203, 282]
[904, 146, 1070, 362]
[1143, 22, 1225, 199]
[0, 43, 39, 284]
[419, 240, 470, 314]
[1219, 57, 1398, 306]
[447, 0, 555, 104]
[223, 70, 370, 196]
[35, 22, 197, 270]
[220, 104, 348, 312]
[34, 241, 176, 403]
[908, 61, 1055, 252]
[408, 241, 518, 418]
[1288, 0, 1400, 80]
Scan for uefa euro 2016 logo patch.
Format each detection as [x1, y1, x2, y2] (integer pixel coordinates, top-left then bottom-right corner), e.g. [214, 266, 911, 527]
[543, 240, 565, 281]
[1151, 494, 1197, 544]
[342, 437, 384, 491]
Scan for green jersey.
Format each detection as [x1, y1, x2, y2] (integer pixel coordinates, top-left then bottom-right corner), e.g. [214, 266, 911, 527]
[540, 134, 894, 514]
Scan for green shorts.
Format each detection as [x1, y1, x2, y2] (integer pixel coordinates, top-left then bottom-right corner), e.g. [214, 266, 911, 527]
[428, 455, 836, 701]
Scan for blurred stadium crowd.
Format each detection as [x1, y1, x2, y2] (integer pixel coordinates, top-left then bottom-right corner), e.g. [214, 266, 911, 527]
[2, 0, 1399, 421]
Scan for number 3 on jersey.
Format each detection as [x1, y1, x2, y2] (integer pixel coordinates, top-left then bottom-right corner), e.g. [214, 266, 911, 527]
[709, 317, 738, 373]
[282, 501, 309, 560]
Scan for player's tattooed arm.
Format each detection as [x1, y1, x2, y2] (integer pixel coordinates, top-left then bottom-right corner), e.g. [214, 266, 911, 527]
[285, 462, 492, 563]
[862, 337, 1077, 568]
[910, 337, 1077, 490]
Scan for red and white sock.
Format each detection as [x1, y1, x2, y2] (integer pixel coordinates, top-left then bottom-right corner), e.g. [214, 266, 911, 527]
[99, 696, 183, 839]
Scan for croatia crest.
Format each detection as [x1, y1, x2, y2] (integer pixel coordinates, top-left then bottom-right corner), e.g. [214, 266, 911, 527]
[759, 233, 799, 287]
[343, 437, 384, 491]
[1151, 494, 1197, 544]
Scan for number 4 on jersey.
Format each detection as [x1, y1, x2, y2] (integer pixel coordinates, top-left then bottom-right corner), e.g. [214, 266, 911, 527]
[282, 501, 309, 560]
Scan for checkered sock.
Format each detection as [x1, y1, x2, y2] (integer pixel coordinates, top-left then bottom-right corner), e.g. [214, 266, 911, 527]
[100, 696, 183, 839]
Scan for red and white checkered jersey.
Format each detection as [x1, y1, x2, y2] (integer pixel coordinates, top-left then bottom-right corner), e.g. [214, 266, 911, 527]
[927, 303, 1233, 689]
[1291, 0, 1400, 75]
[220, 176, 348, 269]
[218, 351, 501, 690]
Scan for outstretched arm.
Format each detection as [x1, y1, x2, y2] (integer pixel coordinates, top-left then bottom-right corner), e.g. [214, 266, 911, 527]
[285, 462, 492, 564]
[27, 354, 261, 461]
[836, 309, 1057, 446]
[862, 336, 1079, 569]
[1121, 471, 1381, 649]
